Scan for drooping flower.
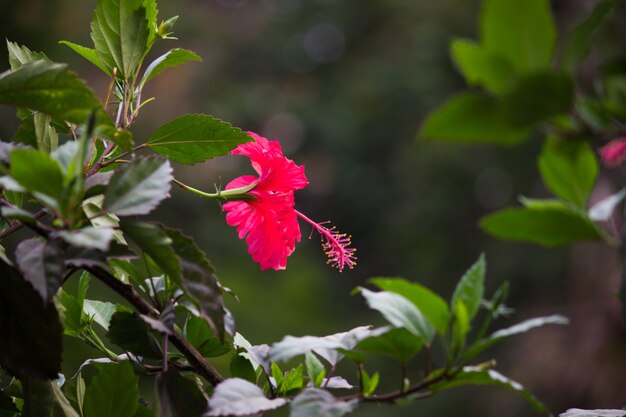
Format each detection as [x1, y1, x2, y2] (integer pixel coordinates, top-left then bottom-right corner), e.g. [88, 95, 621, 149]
[223, 132, 356, 271]
[599, 137, 626, 168]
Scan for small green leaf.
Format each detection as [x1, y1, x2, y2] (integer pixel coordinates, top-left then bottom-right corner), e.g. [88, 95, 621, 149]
[369, 277, 449, 336]
[361, 371, 379, 397]
[55, 289, 83, 337]
[278, 365, 304, 395]
[7, 40, 48, 70]
[59, 41, 110, 75]
[145, 114, 251, 164]
[230, 355, 256, 383]
[10, 148, 65, 203]
[304, 352, 325, 388]
[480, 203, 606, 246]
[560, 0, 615, 71]
[359, 288, 435, 344]
[12, 113, 59, 153]
[83, 361, 139, 417]
[538, 138, 598, 207]
[206, 378, 287, 417]
[15, 238, 65, 303]
[106, 312, 162, 359]
[419, 93, 531, 144]
[155, 368, 207, 417]
[140, 49, 201, 87]
[103, 157, 172, 216]
[90, 0, 150, 79]
[450, 39, 514, 95]
[290, 388, 358, 417]
[481, 0, 556, 72]
[451, 254, 485, 321]
[83, 300, 117, 330]
[449, 300, 470, 358]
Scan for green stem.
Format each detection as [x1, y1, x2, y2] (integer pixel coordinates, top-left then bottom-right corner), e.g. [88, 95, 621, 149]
[172, 178, 258, 201]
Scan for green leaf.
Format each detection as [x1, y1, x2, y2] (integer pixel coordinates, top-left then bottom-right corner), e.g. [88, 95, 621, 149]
[451, 254, 485, 321]
[83, 361, 139, 417]
[560, 0, 615, 71]
[361, 371, 379, 397]
[55, 289, 83, 337]
[7, 40, 49, 70]
[106, 311, 162, 359]
[278, 364, 304, 395]
[155, 368, 207, 417]
[0, 61, 110, 127]
[10, 148, 65, 203]
[369, 277, 449, 336]
[103, 157, 172, 216]
[83, 300, 117, 330]
[304, 352, 325, 388]
[450, 39, 514, 95]
[90, 0, 150, 79]
[50, 381, 81, 417]
[480, 203, 606, 246]
[12, 113, 59, 153]
[230, 355, 257, 384]
[0, 259, 63, 379]
[419, 93, 531, 144]
[359, 288, 435, 344]
[184, 315, 231, 357]
[289, 388, 358, 417]
[145, 114, 251, 164]
[56, 227, 116, 251]
[143, 0, 159, 46]
[464, 315, 568, 361]
[481, 0, 556, 72]
[430, 366, 548, 413]
[15, 238, 65, 303]
[121, 222, 181, 280]
[354, 327, 423, 363]
[449, 300, 470, 358]
[140, 49, 201, 87]
[538, 138, 598, 207]
[206, 378, 287, 416]
[59, 41, 110, 75]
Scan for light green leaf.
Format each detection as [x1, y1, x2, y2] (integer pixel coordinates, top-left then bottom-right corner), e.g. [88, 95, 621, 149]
[449, 300, 470, 358]
[480, 203, 606, 247]
[560, 0, 615, 71]
[207, 378, 287, 417]
[359, 288, 435, 344]
[59, 41, 110, 75]
[538, 138, 598, 207]
[481, 0, 556, 72]
[145, 114, 251, 164]
[450, 38, 514, 95]
[419, 93, 531, 144]
[451, 254, 485, 321]
[7, 40, 49, 70]
[56, 227, 116, 251]
[369, 277, 449, 335]
[103, 157, 172, 216]
[90, 0, 150, 78]
[289, 388, 358, 417]
[140, 48, 201, 87]
[10, 148, 65, 202]
[83, 300, 117, 330]
[305, 352, 325, 388]
[83, 361, 139, 417]
[278, 364, 304, 395]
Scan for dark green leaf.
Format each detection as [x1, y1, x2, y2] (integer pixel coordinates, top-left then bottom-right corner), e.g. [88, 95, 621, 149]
[140, 49, 201, 86]
[481, 0, 556, 72]
[22, 376, 53, 417]
[538, 138, 598, 207]
[104, 157, 172, 216]
[12, 113, 59, 153]
[15, 238, 65, 302]
[480, 203, 606, 246]
[7, 41, 48, 70]
[369, 277, 448, 335]
[206, 378, 287, 417]
[451, 254, 485, 321]
[359, 288, 435, 344]
[106, 312, 162, 359]
[0, 259, 63, 379]
[354, 327, 423, 362]
[230, 355, 256, 383]
[121, 222, 181, 279]
[59, 41, 110, 75]
[90, 0, 150, 79]
[560, 0, 615, 71]
[184, 315, 231, 357]
[155, 368, 207, 417]
[419, 93, 531, 144]
[10, 148, 65, 203]
[83, 361, 139, 417]
[145, 114, 251, 164]
[450, 39, 514, 95]
[289, 388, 358, 417]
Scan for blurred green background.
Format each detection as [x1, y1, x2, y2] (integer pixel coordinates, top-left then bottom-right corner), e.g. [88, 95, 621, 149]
[1, 0, 625, 415]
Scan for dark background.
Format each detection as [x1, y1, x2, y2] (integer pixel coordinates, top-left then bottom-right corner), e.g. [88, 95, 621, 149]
[0, 0, 625, 415]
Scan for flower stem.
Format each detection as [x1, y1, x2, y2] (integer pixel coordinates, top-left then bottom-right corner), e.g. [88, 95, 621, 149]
[172, 178, 257, 201]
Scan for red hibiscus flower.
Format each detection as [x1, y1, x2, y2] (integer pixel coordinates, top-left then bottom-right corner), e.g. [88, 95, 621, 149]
[223, 132, 356, 271]
[599, 137, 626, 168]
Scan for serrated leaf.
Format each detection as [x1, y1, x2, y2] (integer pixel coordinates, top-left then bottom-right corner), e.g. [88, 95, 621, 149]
[140, 49, 201, 87]
[145, 114, 251, 164]
[83, 299, 117, 330]
[369, 277, 449, 335]
[480, 203, 606, 246]
[451, 254, 485, 321]
[419, 93, 531, 144]
[7, 40, 49, 70]
[59, 41, 110, 75]
[450, 39, 514, 95]
[15, 238, 65, 302]
[290, 388, 358, 417]
[106, 311, 162, 359]
[56, 227, 116, 251]
[207, 378, 287, 416]
[481, 0, 556, 72]
[360, 288, 435, 344]
[538, 138, 598, 208]
[560, 0, 615, 71]
[83, 361, 139, 417]
[10, 148, 65, 203]
[0, 259, 63, 379]
[104, 157, 172, 216]
[155, 368, 207, 417]
[90, 0, 150, 79]
[464, 315, 568, 361]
